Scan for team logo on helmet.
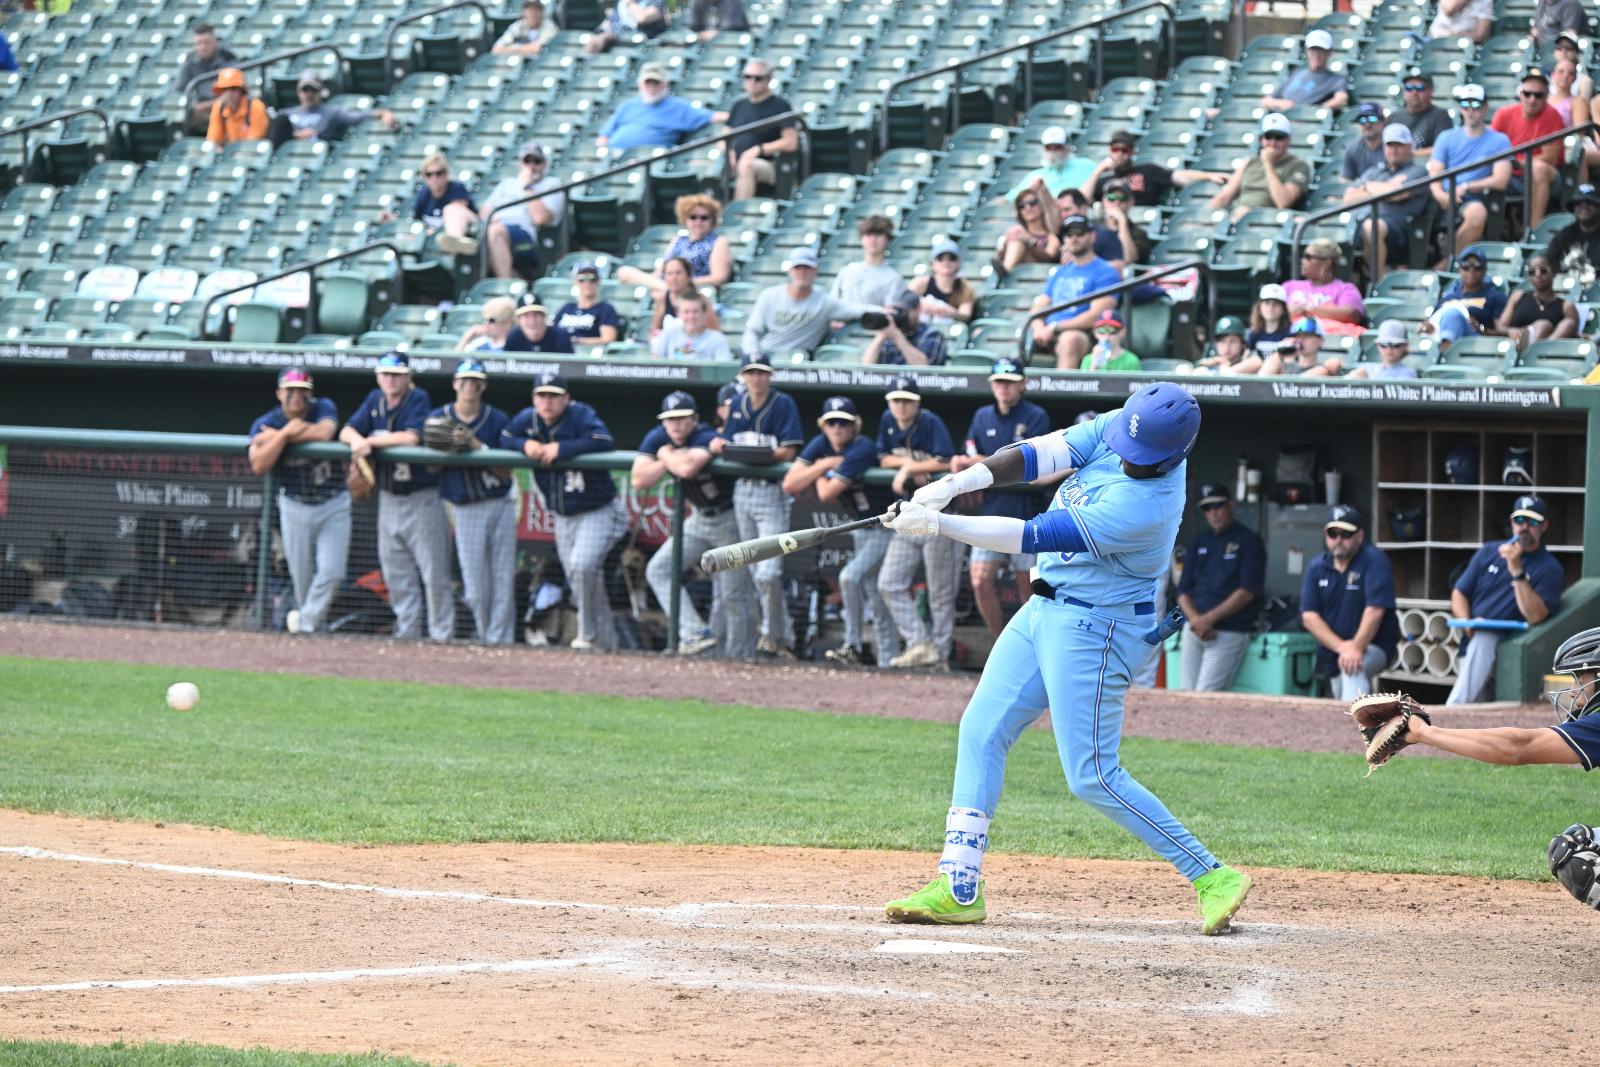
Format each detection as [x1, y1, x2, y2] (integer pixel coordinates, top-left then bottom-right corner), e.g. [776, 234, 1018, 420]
[1129, 414, 1140, 437]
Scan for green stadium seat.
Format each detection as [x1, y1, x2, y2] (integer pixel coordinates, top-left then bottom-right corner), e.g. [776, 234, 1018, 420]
[231, 302, 283, 344]
[358, 329, 410, 349]
[315, 271, 370, 337]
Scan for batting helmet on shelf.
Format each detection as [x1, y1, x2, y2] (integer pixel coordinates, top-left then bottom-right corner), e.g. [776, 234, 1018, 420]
[1443, 444, 1479, 485]
[1104, 382, 1200, 474]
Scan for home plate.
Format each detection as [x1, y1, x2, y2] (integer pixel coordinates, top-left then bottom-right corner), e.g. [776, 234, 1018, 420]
[875, 940, 1022, 955]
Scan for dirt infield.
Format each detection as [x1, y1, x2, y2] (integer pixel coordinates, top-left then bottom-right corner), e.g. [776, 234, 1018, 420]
[0, 619, 1554, 754]
[0, 809, 1590, 1066]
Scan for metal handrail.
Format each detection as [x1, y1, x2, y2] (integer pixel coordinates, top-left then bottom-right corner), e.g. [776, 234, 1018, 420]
[182, 42, 349, 108]
[382, 1, 492, 91]
[1015, 258, 1215, 367]
[0, 106, 112, 179]
[879, 0, 1177, 148]
[477, 110, 809, 276]
[198, 240, 409, 340]
[1289, 120, 1600, 287]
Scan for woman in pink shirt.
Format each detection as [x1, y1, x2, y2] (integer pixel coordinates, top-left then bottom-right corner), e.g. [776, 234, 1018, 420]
[1285, 238, 1366, 332]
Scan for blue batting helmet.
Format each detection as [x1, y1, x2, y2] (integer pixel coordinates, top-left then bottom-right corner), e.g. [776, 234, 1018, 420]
[1103, 382, 1200, 474]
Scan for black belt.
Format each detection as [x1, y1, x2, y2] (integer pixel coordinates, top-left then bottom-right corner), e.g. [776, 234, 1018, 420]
[694, 504, 732, 517]
[1031, 578, 1155, 615]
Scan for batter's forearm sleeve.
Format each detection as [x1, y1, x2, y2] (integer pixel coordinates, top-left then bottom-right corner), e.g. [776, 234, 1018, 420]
[936, 513, 1025, 553]
[1020, 508, 1091, 556]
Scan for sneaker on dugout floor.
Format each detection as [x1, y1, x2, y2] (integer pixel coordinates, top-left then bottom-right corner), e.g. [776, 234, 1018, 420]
[569, 637, 595, 651]
[1194, 865, 1252, 935]
[824, 643, 863, 666]
[678, 630, 716, 656]
[285, 609, 302, 634]
[435, 233, 479, 256]
[756, 635, 796, 659]
[525, 629, 550, 647]
[890, 642, 944, 669]
[885, 873, 987, 924]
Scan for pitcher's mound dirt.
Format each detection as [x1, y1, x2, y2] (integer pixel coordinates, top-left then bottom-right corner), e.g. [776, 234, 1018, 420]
[0, 810, 1590, 1066]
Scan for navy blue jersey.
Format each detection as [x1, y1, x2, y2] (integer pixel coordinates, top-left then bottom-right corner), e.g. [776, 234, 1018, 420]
[1552, 715, 1600, 770]
[1176, 520, 1266, 633]
[553, 301, 621, 340]
[1301, 540, 1401, 674]
[797, 432, 891, 520]
[1454, 539, 1563, 622]
[878, 408, 953, 500]
[430, 403, 512, 505]
[638, 422, 735, 514]
[500, 400, 616, 515]
[346, 386, 436, 494]
[720, 389, 804, 452]
[964, 400, 1050, 519]
[413, 181, 476, 228]
[250, 397, 343, 504]
[505, 325, 575, 353]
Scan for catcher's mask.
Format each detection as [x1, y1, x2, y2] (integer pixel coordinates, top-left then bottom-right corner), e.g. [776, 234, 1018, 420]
[1550, 626, 1600, 722]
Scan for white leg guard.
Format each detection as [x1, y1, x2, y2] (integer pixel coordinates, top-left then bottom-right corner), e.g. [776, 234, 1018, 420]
[937, 806, 990, 906]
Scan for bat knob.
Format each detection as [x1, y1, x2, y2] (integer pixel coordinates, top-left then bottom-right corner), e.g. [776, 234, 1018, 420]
[699, 550, 720, 574]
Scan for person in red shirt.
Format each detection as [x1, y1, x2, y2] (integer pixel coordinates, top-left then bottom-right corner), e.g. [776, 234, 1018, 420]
[1491, 71, 1568, 228]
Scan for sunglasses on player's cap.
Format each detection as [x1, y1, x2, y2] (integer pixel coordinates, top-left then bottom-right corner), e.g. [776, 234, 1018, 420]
[453, 358, 489, 380]
[375, 351, 411, 372]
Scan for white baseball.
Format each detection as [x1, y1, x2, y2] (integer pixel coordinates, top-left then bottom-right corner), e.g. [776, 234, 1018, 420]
[166, 682, 199, 711]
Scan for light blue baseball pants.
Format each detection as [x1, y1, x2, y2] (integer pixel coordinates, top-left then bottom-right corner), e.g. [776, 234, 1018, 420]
[950, 594, 1221, 882]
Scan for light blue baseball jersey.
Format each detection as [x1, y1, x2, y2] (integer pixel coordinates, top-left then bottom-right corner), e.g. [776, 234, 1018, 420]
[1019, 411, 1185, 607]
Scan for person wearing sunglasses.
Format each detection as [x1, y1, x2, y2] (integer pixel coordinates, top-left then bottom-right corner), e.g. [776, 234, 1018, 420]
[481, 140, 565, 280]
[1261, 316, 1343, 377]
[1208, 113, 1311, 222]
[1428, 0, 1494, 43]
[1391, 71, 1451, 158]
[596, 64, 711, 153]
[1346, 319, 1419, 379]
[1000, 185, 1061, 270]
[1343, 123, 1430, 285]
[1545, 183, 1600, 283]
[1082, 130, 1218, 207]
[1443, 494, 1563, 703]
[407, 153, 479, 258]
[492, 0, 555, 55]
[711, 59, 796, 200]
[553, 262, 621, 346]
[1552, 34, 1595, 99]
[1076, 308, 1141, 371]
[1427, 246, 1508, 347]
[1300, 506, 1400, 702]
[1428, 85, 1513, 256]
[1496, 251, 1580, 349]
[1340, 102, 1389, 180]
[457, 297, 517, 352]
[1029, 213, 1120, 367]
[1282, 238, 1366, 329]
[584, 0, 665, 53]
[1174, 483, 1264, 692]
[1260, 28, 1348, 112]
[907, 237, 976, 323]
[616, 194, 733, 295]
[1490, 71, 1565, 230]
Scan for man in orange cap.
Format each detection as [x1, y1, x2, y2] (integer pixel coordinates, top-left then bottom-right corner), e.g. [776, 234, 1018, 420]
[206, 68, 269, 145]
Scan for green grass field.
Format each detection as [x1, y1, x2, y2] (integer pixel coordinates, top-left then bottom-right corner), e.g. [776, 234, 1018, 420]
[0, 656, 1588, 879]
[0, 1041, 442, 1066]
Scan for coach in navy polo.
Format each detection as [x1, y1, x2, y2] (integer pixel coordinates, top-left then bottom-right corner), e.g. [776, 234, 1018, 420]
[1447, 494, 1564, 704]
[1175, 483, 1265, 692]
[1300, 505, 1401, 701]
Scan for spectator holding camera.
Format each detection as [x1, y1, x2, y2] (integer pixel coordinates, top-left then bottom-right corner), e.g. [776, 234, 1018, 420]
[859, 290, 949, 366]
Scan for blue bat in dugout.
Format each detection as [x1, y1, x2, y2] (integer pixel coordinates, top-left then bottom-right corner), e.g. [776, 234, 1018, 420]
[1144, 605, 1187, 646]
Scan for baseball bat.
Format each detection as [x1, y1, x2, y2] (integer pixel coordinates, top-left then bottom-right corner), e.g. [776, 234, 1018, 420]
[700, 514, 886, 574]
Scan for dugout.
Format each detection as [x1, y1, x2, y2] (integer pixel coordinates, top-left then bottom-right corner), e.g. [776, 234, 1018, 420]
[2, 340, 1596, 702]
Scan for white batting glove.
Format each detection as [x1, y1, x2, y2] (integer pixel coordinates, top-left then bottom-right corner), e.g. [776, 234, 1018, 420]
[910, 477, 960, 512]
[883, 501, 939, 537]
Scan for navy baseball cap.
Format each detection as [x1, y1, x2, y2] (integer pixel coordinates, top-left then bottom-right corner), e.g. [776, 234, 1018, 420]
[533, 371, 568, 394]
[277, 366, 313, 389]
[989, 358, 1025, 382]
[1574, 184, 1600, 206]
[818, 396, 859, 422]
[375, 350, 411, 372]
[1197, 483, 1231, 507]
[739, 351, 775, 373]
[453, 358, 488, 380]
[570, 261, 601, 279]
[1458, 245, 1487, 264]
[716, 380, 744, 406]
[658, 390, 697, 419]
[1061, 213, 1091, 234]
[1326, 505, 1363, 532]
[1512, 494, 1548, 522]
[1354, 101, 1385, 123]
[885, 374, 920, 401]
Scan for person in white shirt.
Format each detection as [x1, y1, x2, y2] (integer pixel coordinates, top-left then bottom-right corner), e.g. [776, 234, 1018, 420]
[650, 291, 733, 360]
[457, 297, 516, 351]
[830, 215, 907, 307]
[481, 141, 566, 279]
[1429, 0, 1495, 43]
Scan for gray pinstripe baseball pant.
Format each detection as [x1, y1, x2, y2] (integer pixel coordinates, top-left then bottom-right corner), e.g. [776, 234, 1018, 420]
[840, 524, 901, 666]
[554, 497, 631, 650]
[646, 506, 752, 654]
[277, 491, 350, 634]
[734, 479, 794, 647]
[450, 494, 518, 645]
[378, 487, 455, 641]
[878, 530, 962, 657]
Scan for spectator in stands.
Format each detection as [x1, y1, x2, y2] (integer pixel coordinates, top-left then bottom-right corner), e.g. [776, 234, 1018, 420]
[688, 0, 749, 38]
[1028, 213, 1120, 367]
[1392, 72, 1452, 158]
[1347, 320, 1420, 378]
[430, 359, 515, 645]
[341, 352, 455, 642]
[1176, 483, 1265, 692]
[650, 291, 733, 360]
[503, 372, 631, 651]
[554, 262, 622, 346]
[274, 73, 397, 146]
[1097, 181, 1152, 265]
[1429, 84, 1513, 256]
[952, 358, 1051, 639]
[493, 0, 556, 55]
[1195, 316, 1262, 374]
[616, 194, 734, 293]
[907, 237, 976, 323]
[860, 289, 948, 366]
[1553, 34, 1594, 99]
[712, 58, 796, 200]
[1344, 124, 1430, 283]
[1301, 505, 1401, 701]
[1080, 130, 1218, 206]
[1532, 0, 1587, 47]
[585, 0, 666, 52]
[741, 247, 874, 357]
[177, 24, 238, 136]
[399, 153, 479, 257]
[1000, 187, 1060, 271]
[1429, 0, 1495, 41]
[1075, 308, 1141, 371]
[457, 297, 517, 352]
[1245, 284, 1293, 359]
[1550, 60, 1600, 182]
[1492, 70, 1565, 230]
[205, 69, 269, 146]
[1001, 126, 1095, 201]
[1428, 246, 1508, 346]
[1261, 317, 1344, 376]
[1497, 252, 1580, 348]
[833, 214, 908, 306]
[1260, 30, 1349, 112]
[1342, 103, 1388, 180]
[506, 301, 575, 353]
[649, 256, 723, 336]
[248, 368, 346, 636]
[1044, 187, 1134, 268]
[481, 141, 565, 280]
[1208, 114, 1311, 221]
[1546, 184, 1600, 281]
[1447, 493, 1563, 703]
[1284, 240, 1366, 329]
[785, 396, 900, 668]
[0, 31, 15, 74]
[596, 64, 708, 151]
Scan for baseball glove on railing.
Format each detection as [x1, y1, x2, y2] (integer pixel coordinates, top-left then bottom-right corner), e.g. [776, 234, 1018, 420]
[347, 454, 375, 500]
[422, 414, 476, 453]
[1349, 693, 1432, 776]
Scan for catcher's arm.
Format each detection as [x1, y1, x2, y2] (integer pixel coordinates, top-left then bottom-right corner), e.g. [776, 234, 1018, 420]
[1406, 721, 1580, 766]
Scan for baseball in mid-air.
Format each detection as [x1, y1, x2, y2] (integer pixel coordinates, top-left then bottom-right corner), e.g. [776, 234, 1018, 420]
[166, 682, 200, 711]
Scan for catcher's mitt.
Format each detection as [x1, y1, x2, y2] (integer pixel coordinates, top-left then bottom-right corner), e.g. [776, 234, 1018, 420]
[1349, 692, 1432, 775]
[422, 414, 475, 453]
[347, 454, 375, 500]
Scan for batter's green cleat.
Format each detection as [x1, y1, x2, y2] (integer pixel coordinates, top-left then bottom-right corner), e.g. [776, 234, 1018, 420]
[885, 873, 987, 924]
[1194, 865, 1252, 935]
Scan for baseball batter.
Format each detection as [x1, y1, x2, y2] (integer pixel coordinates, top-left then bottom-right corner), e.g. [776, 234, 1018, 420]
[881, 383, 1252, 935]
